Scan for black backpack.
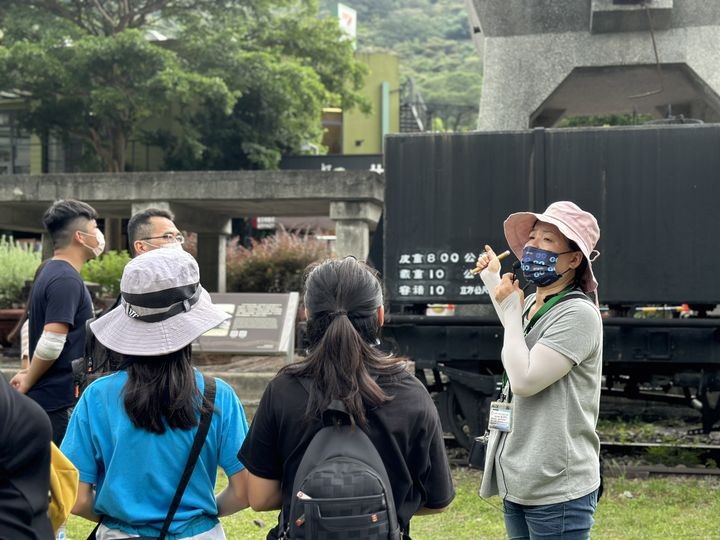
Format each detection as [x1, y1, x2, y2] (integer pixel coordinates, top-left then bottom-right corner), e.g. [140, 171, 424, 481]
[283, 378, 401, 540]
[71, 316, 123, 398]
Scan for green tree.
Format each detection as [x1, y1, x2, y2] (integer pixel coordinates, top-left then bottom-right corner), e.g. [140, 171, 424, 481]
[0, 6, 232, 172]
[2, 29, 233, 172]
[4, 0, 251, 36]
[0, 1, 367, 171]
[421, 67, 482, 132]
[557, 113, 653, 128]
[151, 5, 367, 169]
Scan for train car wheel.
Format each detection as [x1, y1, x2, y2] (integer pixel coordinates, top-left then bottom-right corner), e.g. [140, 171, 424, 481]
[439, 383, 492, 450]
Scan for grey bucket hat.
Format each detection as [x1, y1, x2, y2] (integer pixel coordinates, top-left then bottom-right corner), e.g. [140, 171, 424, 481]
[91, 248, 230, 356]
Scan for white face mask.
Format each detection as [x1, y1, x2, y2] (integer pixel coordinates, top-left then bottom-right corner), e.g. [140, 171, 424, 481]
[79, 229, 105, 257]
[141, 239, 183, 251]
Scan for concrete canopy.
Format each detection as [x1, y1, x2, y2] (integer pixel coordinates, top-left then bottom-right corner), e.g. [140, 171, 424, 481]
[532, 64, 720, 127]
[0, 170, 385, 290]
[0, 170, 385, 232]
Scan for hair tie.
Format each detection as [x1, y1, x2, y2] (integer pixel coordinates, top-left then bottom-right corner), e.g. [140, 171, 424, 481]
[329, 309, 347, 319]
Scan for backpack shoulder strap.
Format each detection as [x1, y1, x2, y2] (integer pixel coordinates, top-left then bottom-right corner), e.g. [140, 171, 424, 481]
[158, 374, 216, 539]
[84, 294, 121, 373]
[298, 376, 352, 426]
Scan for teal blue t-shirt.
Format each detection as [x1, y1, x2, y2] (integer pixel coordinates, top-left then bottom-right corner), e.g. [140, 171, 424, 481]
[61, 369, 247, 538]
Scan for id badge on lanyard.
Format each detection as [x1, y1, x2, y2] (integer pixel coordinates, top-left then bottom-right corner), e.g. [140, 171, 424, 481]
[488, 400, 513, 432]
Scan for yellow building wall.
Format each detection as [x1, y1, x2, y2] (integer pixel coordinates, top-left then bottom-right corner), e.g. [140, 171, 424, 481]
[30, 134, 43, 174]
[342, 53, 400, 155]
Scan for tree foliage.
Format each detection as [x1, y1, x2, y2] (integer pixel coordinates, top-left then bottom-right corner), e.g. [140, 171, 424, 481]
[4, 0, 266, 36]
[557, 113, 653, 128]
[1, 23, 232, 171]
[151, 5, 367, 170]
[0, 236, 41, 309]
[0, 1, 367, 171]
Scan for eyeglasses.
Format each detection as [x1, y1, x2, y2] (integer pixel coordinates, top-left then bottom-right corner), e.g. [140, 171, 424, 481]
[141, 233, 185, 244]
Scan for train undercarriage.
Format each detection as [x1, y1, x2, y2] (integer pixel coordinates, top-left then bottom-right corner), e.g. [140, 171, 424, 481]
[383, 313, 720, 448]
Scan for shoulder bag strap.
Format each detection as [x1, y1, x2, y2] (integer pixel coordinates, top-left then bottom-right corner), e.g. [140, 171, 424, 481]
[157, 374, 216, 539]
[277, 377, 315, 538]
[86, 375, 216, 540]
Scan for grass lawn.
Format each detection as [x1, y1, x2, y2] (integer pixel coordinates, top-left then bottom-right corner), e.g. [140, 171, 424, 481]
[66, 468, 720, 539]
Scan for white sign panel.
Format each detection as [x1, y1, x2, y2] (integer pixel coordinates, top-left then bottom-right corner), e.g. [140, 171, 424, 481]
[337, 3, 357, 50]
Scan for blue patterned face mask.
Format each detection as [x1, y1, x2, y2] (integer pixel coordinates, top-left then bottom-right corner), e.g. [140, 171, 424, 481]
[520, 246, 574, 287]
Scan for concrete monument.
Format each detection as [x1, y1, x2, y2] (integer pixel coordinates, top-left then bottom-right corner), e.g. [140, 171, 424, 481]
[466, 0, 720, 129]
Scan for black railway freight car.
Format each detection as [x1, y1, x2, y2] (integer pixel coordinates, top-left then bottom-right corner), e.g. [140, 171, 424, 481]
[372, 125, 720, 448]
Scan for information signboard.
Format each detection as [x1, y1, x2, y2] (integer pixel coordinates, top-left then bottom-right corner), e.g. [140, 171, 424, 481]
[194, 292, 299, 363]
[392, 248, 491, 301]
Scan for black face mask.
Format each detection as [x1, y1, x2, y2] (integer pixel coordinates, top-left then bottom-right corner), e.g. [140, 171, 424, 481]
[520, 246, 573, 287]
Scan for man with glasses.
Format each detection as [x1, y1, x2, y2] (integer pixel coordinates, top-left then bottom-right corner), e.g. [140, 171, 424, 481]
[127, 208, 184, 257]
[74, 208, 185, 395]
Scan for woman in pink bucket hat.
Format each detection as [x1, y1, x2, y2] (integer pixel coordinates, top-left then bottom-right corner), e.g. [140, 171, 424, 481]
[473, 201, 603, 539]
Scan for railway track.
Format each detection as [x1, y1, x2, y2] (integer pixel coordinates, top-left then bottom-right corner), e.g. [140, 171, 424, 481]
[446, 439, 720, 477]
[607, 464, 720, 478]
[600, 440, 720, 454]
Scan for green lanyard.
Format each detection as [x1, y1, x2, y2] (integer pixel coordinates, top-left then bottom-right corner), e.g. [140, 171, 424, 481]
[522, 285, 574, 336]
[500, 286, 574, 397]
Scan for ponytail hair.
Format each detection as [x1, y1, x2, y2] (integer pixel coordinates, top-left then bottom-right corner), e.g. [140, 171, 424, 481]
[281, 257, 406, 428]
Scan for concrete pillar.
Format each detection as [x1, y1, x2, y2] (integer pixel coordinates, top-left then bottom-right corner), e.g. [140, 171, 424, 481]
[334, 220, 370, 260]
[197, 233, 228, 293]
[469, 1, 720, 129]
[103, 217, 124, 252]
[329, 201, 382, 260]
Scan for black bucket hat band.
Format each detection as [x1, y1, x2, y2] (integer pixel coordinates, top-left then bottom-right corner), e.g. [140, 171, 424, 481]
[122, 283, 202, 323]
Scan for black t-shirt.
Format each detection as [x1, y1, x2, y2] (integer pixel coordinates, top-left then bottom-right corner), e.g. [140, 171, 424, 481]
[28, 260, 94, 411]
[239, 369, 455, 538]
[0, 376, 54, 539]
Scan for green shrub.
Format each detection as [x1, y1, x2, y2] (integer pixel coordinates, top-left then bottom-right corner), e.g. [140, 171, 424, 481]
[0, 236, 41, 309]
[227, 230, 331, 293]
[80, 250, 131, 297]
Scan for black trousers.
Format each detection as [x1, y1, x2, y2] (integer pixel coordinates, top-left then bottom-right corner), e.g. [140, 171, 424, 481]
[47, 406, 74, 446]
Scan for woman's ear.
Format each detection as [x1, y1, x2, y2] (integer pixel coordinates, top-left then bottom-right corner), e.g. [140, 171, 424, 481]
[377, 305, 385, 327]
[569, 251, 583, 269]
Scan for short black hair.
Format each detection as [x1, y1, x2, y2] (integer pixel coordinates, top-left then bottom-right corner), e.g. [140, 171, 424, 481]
[42, 199, 99, 249]
[127, 208, 175, 256]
